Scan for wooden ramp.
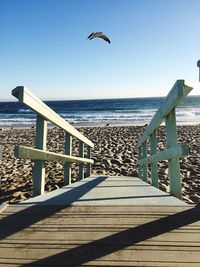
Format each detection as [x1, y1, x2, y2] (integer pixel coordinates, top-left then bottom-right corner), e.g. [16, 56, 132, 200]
[0, 176, 200, 266]
[20, 176, 187, 206]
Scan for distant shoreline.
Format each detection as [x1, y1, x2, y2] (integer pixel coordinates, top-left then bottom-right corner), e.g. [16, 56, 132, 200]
[1, 95, 200, 127]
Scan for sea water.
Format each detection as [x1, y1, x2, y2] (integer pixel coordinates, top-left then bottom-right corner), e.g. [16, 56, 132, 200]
[0, 96, 200, 127]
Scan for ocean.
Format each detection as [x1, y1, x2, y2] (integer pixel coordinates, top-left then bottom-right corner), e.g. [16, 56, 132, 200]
[0, 96, 200, 128]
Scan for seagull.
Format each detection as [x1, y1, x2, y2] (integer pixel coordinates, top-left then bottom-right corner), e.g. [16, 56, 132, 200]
[87, 32, 111, 44]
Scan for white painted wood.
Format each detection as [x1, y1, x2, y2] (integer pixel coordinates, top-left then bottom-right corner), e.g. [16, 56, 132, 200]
[142, 141, 148, 182]
[165, 109, 182, 199]
[86, 146, 91, 177]
[64, 133, 72, 185]
[138, 143, 188, 165]
[0, 145, 2, 183]
[12, 86, 94, 148]
[15, 145, 93, 164]
[136, 80, 192, 148]
[150, 131, 158, 187]
[32, 116, 47, 196]
[79, 141, 84, 179]
[0, 145, 2, 160]
[0, 204, 8, 214]
[138, 147, 142, 179]
[198, 60, 200, 81]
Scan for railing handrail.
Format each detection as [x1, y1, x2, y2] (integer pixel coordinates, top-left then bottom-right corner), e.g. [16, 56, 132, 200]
[12, 86, 94, 148]
[12, 86, 94, 196]
[136, 80, 193, 200]
[15, 145, 93, 164]
[136, 80, 192, 148]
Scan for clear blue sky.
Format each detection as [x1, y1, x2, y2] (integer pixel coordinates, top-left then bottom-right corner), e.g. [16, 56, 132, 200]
[0, 0, 200, 100]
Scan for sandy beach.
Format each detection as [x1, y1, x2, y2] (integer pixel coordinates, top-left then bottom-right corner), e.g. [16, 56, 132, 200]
[0, 125, 200, 205]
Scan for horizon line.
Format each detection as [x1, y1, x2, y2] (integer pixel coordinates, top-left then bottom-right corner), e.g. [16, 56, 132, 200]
[0, 93, 200, 103]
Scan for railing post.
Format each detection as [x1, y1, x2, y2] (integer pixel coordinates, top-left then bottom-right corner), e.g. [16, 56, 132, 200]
[138, 146, 142, 179]
[79, 141, 84, 179]
[165, 108, 182, 199]
[0, 145, 2, 160]
[0, 145, 2, 183]
[197, 60, 200, 81]
[150, 131, 158, 187]
[86, 146, 91, 177]
[64, 132, 72, 185]
[142, 141, 148, 182]
[33, 115, 47, 196]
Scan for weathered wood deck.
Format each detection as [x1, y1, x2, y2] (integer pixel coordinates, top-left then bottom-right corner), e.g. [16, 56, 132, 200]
[0, 175, 200, 266]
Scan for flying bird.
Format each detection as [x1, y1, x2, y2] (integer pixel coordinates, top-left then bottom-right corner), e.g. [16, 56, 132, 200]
[87, 32, 111, 44]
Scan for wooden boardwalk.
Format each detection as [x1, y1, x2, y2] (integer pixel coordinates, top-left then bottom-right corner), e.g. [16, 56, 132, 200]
[0, 175, 200, 266]
[0, 73, 197, 265]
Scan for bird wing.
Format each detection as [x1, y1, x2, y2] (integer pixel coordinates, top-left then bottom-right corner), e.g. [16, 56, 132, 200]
[92, 32, 103, 38]
[87, 32, 111, 43]
[87, 32, 94, 39]
[98, 34, 111, 44]
[89, 32, 103, 39]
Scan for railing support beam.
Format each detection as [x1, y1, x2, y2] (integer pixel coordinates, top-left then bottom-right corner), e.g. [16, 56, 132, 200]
[150, 131, 158, 187]
[86, 146, 91, 177]
[138, 146, 142, 179]
[142, 141, 148, 182]
[64, 133, 72, 185]
[79, 141, 84, 179]
[33, 115, 47, 196]
[165, 108, 182, 199]
[0, 145, 2, 184]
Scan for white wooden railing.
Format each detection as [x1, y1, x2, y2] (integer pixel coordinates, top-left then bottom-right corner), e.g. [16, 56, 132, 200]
[197, 60, 200, 81]
[136, 80, 193, 199]
[12, 86, 94, 196]
[0, 145, 2, 183]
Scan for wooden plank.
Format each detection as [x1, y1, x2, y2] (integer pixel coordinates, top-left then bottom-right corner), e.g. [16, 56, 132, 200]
[165, 109, 182, 199]
[32, 115, 47, 196]
[136, 80, 192, 148]
[2, 216, 200, 228]
[2, 213, 199, 226]
[2, 239, 200, 248]
[0, 259, 199, 267]
[2, 215, 200, 229]
[0, 245, 200, 260]
[5, 205, 193, 214]
[1, 228, 200, 242]
[138, 143, 188, 164]
[0, 205, 199, 266]
[15, 145, 93, 164]
[64, 133, 72, 185]
[12, 86, 94, 148]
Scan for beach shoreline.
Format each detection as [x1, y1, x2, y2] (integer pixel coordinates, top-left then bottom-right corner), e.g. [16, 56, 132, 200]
[0, 124, 200, 205]
[0, 120, 200, 130]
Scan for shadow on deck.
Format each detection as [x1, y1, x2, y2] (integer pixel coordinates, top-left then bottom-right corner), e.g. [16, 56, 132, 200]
[0, 175, 200, 266]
